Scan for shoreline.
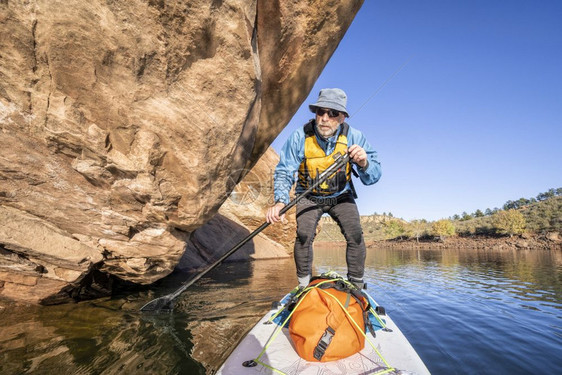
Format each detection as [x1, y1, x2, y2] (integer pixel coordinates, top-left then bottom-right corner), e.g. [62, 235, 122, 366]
[316, 235, 562, 251]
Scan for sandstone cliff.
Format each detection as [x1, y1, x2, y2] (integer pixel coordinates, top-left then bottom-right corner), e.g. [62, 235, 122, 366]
[0, 0, 363, 304]
[179, 147, 297, 272]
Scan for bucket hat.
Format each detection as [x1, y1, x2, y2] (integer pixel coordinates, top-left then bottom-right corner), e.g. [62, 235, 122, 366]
[309, 88, 349, 117]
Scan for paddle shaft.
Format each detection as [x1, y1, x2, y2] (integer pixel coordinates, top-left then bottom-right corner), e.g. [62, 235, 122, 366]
[150, 152, 350, 306]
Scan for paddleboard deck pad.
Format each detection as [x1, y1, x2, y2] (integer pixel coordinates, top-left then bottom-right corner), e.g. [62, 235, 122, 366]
[217, 283, 430, 375]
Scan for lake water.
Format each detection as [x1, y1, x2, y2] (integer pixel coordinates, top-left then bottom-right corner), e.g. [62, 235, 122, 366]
[0, 246, 561, 374]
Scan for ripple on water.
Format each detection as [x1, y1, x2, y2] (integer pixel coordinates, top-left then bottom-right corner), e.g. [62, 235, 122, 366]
[1, 247, 561, 374]
[357, 248, 562, 374]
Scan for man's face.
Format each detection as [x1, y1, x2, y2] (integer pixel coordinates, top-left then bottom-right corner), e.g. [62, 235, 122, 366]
[315, 108, 344, 138]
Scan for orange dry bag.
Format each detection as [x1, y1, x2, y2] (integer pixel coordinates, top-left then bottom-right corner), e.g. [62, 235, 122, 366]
[288, 277, 370, 362]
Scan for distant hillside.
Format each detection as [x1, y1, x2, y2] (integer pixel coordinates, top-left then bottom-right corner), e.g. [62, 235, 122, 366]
[317, 214, 401, 242]
[316, 193, 561, 243]
[454, 195, 561, 236]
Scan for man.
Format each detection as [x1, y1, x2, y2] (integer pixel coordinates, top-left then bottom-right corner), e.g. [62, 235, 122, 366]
[266, 88, 381, 289]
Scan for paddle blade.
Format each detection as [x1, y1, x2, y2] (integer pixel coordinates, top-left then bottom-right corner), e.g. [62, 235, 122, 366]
[140, 295, 175, 312]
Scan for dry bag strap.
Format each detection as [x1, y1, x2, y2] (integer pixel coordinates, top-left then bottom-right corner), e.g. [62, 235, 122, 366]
[312, 289, 351, 361]
[313, 326, 336, 360]
[317, 281, 371, 312]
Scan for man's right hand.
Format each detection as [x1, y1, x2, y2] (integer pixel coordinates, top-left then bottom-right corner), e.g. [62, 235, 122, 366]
[266, 202, 287, 224]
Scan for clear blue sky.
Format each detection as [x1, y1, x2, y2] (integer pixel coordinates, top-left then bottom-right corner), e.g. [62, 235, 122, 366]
[271, 0, 562, 221]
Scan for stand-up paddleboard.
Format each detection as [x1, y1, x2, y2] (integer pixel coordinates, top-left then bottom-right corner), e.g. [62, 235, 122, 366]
[217, 280, 430, 375]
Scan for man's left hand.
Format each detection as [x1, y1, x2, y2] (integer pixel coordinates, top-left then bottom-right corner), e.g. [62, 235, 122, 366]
[348, 145, 368, 169]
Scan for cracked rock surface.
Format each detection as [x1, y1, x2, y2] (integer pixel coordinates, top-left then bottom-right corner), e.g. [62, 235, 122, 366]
[0, 0, 363, 303]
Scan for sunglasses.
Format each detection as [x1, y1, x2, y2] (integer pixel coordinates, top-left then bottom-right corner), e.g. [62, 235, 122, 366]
[316, 108, 341, 118]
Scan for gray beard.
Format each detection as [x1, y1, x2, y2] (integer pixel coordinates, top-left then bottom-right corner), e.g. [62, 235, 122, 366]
[316, 124, 338, 139]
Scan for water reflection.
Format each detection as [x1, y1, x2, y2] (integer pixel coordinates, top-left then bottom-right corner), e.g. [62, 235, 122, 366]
[0, 257, 297, 375]
[0, 296, 204, 374]
[0, 247, 561, 374]
[176, 258, 297, 371]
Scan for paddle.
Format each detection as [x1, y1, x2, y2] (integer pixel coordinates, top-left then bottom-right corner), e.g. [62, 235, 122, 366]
[140, 152, 351, 312]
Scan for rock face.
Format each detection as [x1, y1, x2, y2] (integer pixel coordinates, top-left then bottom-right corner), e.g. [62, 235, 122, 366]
[0, 0, 364, 303]
[179, 147, 297, 272]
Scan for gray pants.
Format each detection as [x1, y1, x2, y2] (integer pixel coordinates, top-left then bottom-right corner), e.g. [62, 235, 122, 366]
[294, 192, 366, 282]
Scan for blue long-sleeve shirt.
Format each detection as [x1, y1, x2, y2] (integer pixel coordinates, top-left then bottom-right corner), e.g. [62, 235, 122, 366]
[274, 122, 382, 204]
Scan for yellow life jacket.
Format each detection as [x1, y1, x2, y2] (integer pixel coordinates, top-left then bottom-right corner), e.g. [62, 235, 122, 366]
[298, 121, 351, 196]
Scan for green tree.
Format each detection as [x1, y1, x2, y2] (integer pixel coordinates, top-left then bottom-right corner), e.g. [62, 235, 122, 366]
[474, 209, 484, 217]
[503, 200, 516, 210]
[516, 198, 530, 208]
[409, 220, 427, 242]
[383, 220, 407, 240]
[432, 219, 456, 241]
[492, 209, 526, 237]
[536, 191, 554, 201]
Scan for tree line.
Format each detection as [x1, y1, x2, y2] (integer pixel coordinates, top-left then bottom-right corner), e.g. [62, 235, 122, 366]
[363, 187, 562, 242]
[447, 187, 562, 221]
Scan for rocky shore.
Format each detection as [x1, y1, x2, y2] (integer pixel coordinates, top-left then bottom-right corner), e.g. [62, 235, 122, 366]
[317, 233, 562, 251]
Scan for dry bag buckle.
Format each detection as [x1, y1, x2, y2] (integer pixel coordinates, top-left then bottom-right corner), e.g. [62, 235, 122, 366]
[313, 326, 335, 361]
